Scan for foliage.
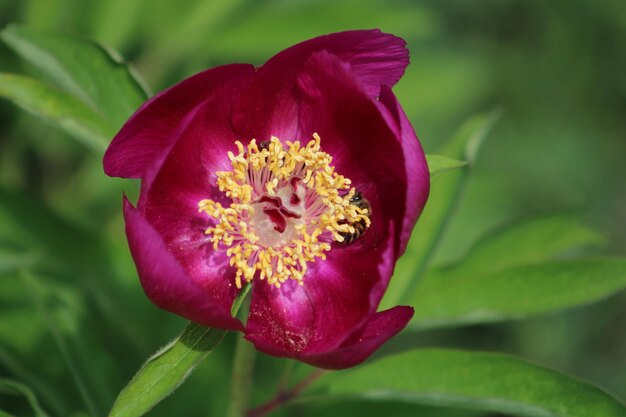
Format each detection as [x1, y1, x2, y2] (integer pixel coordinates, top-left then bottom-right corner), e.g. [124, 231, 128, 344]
[0, 1, 625, 417]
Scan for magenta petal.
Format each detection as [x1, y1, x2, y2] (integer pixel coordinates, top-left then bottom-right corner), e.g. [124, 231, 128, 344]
[244, 52, 418, 363]
[104, 64, 255, 178]
[263, 29, 409, 97]
[245, 220, 398, 360]
[299, 306, 414, 369]
[296, 51, 408, 253]
[123, 197, 243, 331]
[245, 280, 314, 355]
[139, 95, 245, 300]
[106, 30, 426, 369]
[234, 29, 408, 141]
[378, 86, 430, 253]
[138, 64, 251, 207]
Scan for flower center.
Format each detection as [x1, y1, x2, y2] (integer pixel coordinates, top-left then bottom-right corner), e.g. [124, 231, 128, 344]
[198, 134, 370, 288]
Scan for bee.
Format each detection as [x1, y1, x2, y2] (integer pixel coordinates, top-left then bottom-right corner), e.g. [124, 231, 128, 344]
[258, 140, 286, 165]
[339, 191, 371, 244]
[258, 140, 271, 151]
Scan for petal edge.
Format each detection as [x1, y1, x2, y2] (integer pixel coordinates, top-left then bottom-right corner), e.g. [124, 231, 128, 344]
[104, 63, 255, 178]
[299, 306, 414, 369]
[124, 197, 243, 331]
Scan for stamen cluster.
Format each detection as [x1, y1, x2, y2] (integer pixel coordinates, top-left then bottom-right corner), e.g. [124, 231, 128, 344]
[198, 134, 370, 288]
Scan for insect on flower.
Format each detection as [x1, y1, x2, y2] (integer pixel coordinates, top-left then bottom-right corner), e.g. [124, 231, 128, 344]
[338, 190, 371, 245]
[103, 29, 430, 369]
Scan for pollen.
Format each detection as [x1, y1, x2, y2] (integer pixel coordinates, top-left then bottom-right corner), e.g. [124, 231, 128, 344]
[198, 134, 371, 288]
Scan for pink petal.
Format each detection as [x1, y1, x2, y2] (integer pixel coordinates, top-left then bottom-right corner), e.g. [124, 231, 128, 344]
[234, 29, 408, 141]
[267, 29, 409, 97]
[104, 64, 255, 178]
[123, 197, 243, 331]
[300, 306, 414, 369]
[378, 86, 430, 253]
[140, 90, 246, 298]
[296, 50, 408, 254]
[245, 220, 398, 360]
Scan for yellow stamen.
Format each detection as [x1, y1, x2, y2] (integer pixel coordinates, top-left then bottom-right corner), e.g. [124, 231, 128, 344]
[198, 134, 370, 288]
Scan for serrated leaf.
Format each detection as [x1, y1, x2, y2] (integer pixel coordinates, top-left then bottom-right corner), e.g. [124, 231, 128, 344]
[108, 323, 227, 417]
[1, 24, 148, 128]
[410, 258, 626, 329]
[0, 73, 111, 151]
[310, 349, 626, 417]
[0, 378, 50, 417]
[382, 110, 501, 308]
[426, 154, 468, 180]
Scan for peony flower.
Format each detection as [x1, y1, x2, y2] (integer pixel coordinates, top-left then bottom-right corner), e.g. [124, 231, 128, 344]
[103, 30, 429, 369]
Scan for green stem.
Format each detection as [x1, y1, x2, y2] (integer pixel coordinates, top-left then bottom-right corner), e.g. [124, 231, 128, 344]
[226, 283, 255, 417]
[247, 370, 327, 417]
[276, 360, 296, 393]
[226, 333, 256, 417]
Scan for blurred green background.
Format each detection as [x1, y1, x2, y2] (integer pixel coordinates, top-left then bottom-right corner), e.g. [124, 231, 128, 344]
[0, 1, 625, 416]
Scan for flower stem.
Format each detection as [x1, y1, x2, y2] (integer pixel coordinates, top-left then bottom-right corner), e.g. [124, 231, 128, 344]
[276, 360, 296, 393]
[226, 283, 255, 417]
[226, 333, 256, 417]
[246, 369, 327, 417]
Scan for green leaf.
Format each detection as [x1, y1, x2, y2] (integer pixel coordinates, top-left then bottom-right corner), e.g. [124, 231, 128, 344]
[426, 154, 468, 180]
[231, 282, 252, 317]
[0, 345, 67, 416]
[0, 378, 50, 417]
[146, 0, 249, 59]
[382, 109, 501, 308]
[312, 349, 626, 417]
[0, 73, 111, 151]
[287, 399, 481, 417]
[1, 24, 148, 128]
[19, 271, 101, 417]
[0, 185, 149, 356]
[109, 280, 252, 417]
[108, 323, 228, 417]
[435, 214, 605, 276]
[0, 247, 40, 275]
[410, 258, 626, 329]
